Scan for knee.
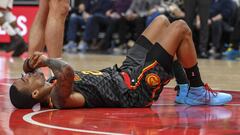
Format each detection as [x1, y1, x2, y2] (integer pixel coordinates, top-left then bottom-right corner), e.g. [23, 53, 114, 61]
[172, 20, 192, 36]
[69, 13, 78, 20]
[87, 16, 95, 23]
[152, 15, 170, 26]
[49, 0, 70, 17]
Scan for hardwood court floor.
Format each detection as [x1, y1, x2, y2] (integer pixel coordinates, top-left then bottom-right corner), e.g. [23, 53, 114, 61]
[0, 51, 240, 135]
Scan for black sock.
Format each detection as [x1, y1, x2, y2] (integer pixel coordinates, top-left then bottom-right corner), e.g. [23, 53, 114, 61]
[172, 60, 188, 84]
[184, 63, 204, 87]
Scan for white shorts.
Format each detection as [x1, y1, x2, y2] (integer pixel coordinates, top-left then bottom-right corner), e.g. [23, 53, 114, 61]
[0, 0, 13, 9]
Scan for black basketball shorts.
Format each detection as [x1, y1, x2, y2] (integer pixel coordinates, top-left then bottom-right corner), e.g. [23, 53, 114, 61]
[118, 35, 174, 107]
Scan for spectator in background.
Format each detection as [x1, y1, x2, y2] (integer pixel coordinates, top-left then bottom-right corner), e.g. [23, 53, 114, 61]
[145, 1, 163, 26]
[184, 0, 211, 58]
[63, 1, 87, 53]
[208, 0, 235, 59]
[123, 0, 184, 47]
[0, 0, 28, 57]
[78, 0, 112, 52]
[96, 0, 133, 52]
[118, 0, 149, 47]
[64, 0, 112, 53]
[146, 0, 185, 26]
[223, 0, 240, 60]
[102, 0, 185, 54]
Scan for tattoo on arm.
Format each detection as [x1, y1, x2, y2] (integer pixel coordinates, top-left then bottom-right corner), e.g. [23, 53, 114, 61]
[44, 58, 69, 77]
[45, 59, 75, 108]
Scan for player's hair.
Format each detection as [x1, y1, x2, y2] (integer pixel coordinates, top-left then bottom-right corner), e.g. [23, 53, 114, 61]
[9, 85, 38, 109]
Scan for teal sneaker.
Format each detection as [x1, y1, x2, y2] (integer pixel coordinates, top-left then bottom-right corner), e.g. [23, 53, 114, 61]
[185, 84, 232, 105]
[175, 84, 189, 104]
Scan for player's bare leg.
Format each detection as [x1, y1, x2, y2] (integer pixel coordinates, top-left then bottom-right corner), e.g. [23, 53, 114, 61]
[143, 18, 197, 68]
[44, 0, 69, 58]
[142, 16, 232, 105]
[141, 15, 189, 104]
[28, 0, 49, 56]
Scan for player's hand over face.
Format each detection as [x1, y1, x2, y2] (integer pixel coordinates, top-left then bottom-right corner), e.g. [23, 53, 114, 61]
[29, 52, 48, 68]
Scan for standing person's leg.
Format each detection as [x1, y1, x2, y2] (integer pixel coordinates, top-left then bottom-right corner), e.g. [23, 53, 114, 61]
[65, 14, 85, 44]
[4, 11, 28, 56]
[63, 13, 85, 53]
[81, 14, 109, 45]
[83, 14, 109, 50]
[101, 19, 118, 49]
[198, 0, 211, 58]
[184, 0, 196, 31]
[45, 0, 69, 58]
[132, 17, 145, 41]
[211, 21, 223, 57]
[79, 15, 98, 52]
[28, 0, 49, 56]
[118, 18, 130, 45]
[224, 8, 240, 59]
[184, 0, 205, 57]
[142, 16, 232, 105]
[83, 15, 98, 44]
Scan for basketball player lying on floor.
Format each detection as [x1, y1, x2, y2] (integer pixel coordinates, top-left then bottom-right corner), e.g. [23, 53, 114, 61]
[9, 15, 232, 109]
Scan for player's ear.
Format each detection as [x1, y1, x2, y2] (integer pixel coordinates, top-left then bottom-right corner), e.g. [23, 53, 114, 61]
[31, 89, 40, 99]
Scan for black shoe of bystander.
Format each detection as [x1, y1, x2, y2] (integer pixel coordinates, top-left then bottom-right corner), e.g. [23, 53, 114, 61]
[6, 35, 24, 52]
[198, 52, 209, 59]
[12, 41, 28, 57]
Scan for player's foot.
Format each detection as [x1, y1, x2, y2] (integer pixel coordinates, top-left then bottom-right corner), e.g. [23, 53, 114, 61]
[63, 41, 77, 53]
[175, 84, 189, 104]
[78, 41, 88, 52]
[184, 83, 232, 105]
[12, 41, 28, 57]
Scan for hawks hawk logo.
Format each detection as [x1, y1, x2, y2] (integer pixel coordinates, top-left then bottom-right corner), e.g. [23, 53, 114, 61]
[74, 74, 81, 81]
[145, 73, 161, 87]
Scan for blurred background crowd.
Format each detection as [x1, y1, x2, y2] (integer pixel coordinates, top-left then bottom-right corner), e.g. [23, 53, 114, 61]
[1, 0, 240, 61]
[62, 0, 240, 61]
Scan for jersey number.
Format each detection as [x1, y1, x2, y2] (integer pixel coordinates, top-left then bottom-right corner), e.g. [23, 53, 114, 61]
[81, 71, 103, 76]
